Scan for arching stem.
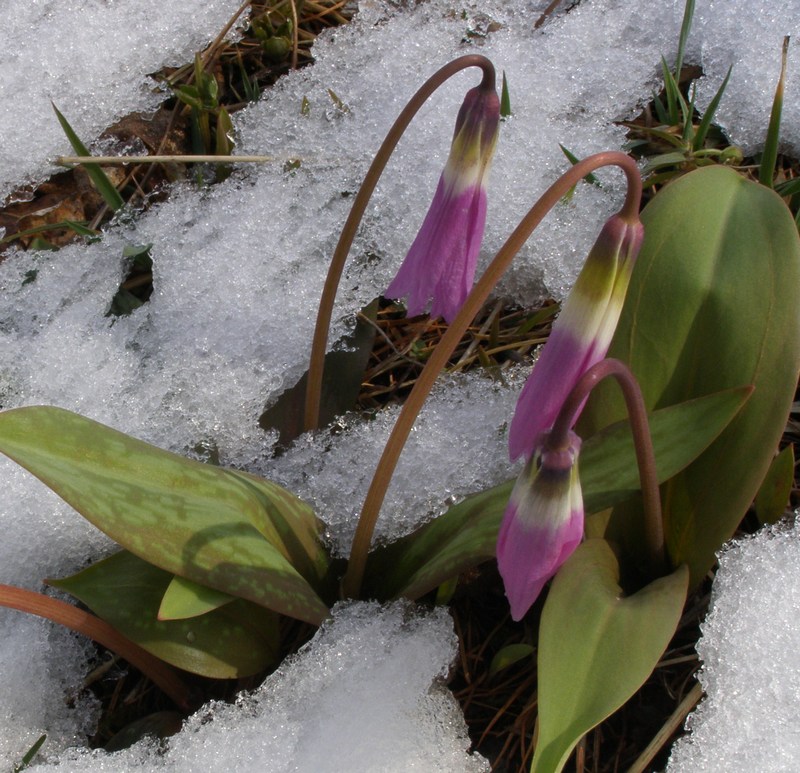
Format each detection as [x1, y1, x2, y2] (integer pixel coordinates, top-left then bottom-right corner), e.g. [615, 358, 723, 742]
[342, 151, 642, 598]
[303, 55, 497, 433]
[0, 583, 193, 710]
[548, 358, 666, 575]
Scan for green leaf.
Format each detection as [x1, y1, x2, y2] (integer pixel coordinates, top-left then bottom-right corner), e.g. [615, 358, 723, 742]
[693, 65, 732, 151]
[0, 406, 330, 625]
[215, 107, 235, 157]
[174, 84, 203, 110]
[50, 550, 279, 678]
[52, 103, 125, 212]
[580, 166, 800, 587]
[489, 643, 534, 677]
[581, 386, 751, 514]
[12, 734, 47, 772]
[531, 540, 688, 773]
[363, 387, 748, 601]
[755, 444, 795, 526]
[500, 70, 512, 118]
[759, 36, 790, 188]
[158, 575, 235, 620]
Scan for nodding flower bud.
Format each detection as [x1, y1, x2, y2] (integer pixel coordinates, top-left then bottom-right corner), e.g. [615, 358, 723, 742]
[497, 429, 583, 621]
[384, 81, 500, 323]
[508, 214, 644, 462]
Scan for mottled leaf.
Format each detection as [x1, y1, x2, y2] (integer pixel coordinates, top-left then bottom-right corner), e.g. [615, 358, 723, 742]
[50, 550, 280, 678]
[0, 406, 330, 625]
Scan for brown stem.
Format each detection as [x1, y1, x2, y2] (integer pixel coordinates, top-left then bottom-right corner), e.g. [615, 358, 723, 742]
[548, 358, 666, 575]
[341, 151, 642, 598]
[303, 55, 497, 433]
[0, 584, 193, 711]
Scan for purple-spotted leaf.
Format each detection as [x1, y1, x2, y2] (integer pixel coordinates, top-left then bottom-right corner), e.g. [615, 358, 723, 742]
[0, 406, 330, 625]
[532, 539, 688, 773]
[49, 551, 280, 678]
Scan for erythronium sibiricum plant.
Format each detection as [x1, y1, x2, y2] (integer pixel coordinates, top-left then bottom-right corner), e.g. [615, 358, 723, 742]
[384, 76, 500, 322]
[0, 51, 799, 773]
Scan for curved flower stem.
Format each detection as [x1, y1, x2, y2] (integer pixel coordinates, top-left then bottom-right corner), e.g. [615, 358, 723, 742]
[342, 151, 642, 598]
[303, 54, 497, 433]
[549, 358, 666, 575]
[0, 583, 193, 711]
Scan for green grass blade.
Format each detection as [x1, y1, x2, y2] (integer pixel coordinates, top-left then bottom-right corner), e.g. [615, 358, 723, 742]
[500, 70, 512, 118]
[661, 57, 680, 126]
[775, 178, 800, 197]
[52, 103, 124, 212]
[13, 735, 47, 772]
[693, 65, 732, 150]
[759, 36, 790, 188]
[674, 0, 696, 77]
[652, 90, 670, 125]
[559, 145, 601, 186]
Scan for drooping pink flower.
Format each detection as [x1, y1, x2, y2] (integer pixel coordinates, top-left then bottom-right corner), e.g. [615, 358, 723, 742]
[507, 214, 644, 462]
[385, 82, 500, 323]
[497, 429, 583, 621]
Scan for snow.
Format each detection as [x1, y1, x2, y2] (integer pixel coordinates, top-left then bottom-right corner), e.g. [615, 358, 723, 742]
[667, 518, 800, 773]
[0, 0, 796, 768]
[694, 0, 800, 155]
[32, 601, 489, 772]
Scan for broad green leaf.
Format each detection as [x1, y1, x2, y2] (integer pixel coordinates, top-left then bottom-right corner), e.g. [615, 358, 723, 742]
[50, 550, 280, 678]
[362, 387, 747, 601]
[0, 406, 330, 625]
[755, 445, 795, 526]
[158, 575, 235, 621]
[52, 103, 125, 212]
[580, 166, 800, 587]
[581, 386, 751, 513]
[531, 540, 688, 773]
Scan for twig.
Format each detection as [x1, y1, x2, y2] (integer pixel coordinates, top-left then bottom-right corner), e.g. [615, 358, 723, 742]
[56, 155, 278, 166]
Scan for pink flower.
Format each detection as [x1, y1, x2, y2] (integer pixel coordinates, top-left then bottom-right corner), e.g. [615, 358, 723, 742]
[497, 430, 583, 621]
[508, 214, 644, 462]
[498, 212, 645, 618]
[385, 82, 500, 323]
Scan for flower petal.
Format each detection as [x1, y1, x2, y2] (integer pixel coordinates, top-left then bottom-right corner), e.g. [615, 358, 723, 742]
[384, 83, 499, 323]
[508, 215, 644, 460]
[497, 432, 584, 621]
